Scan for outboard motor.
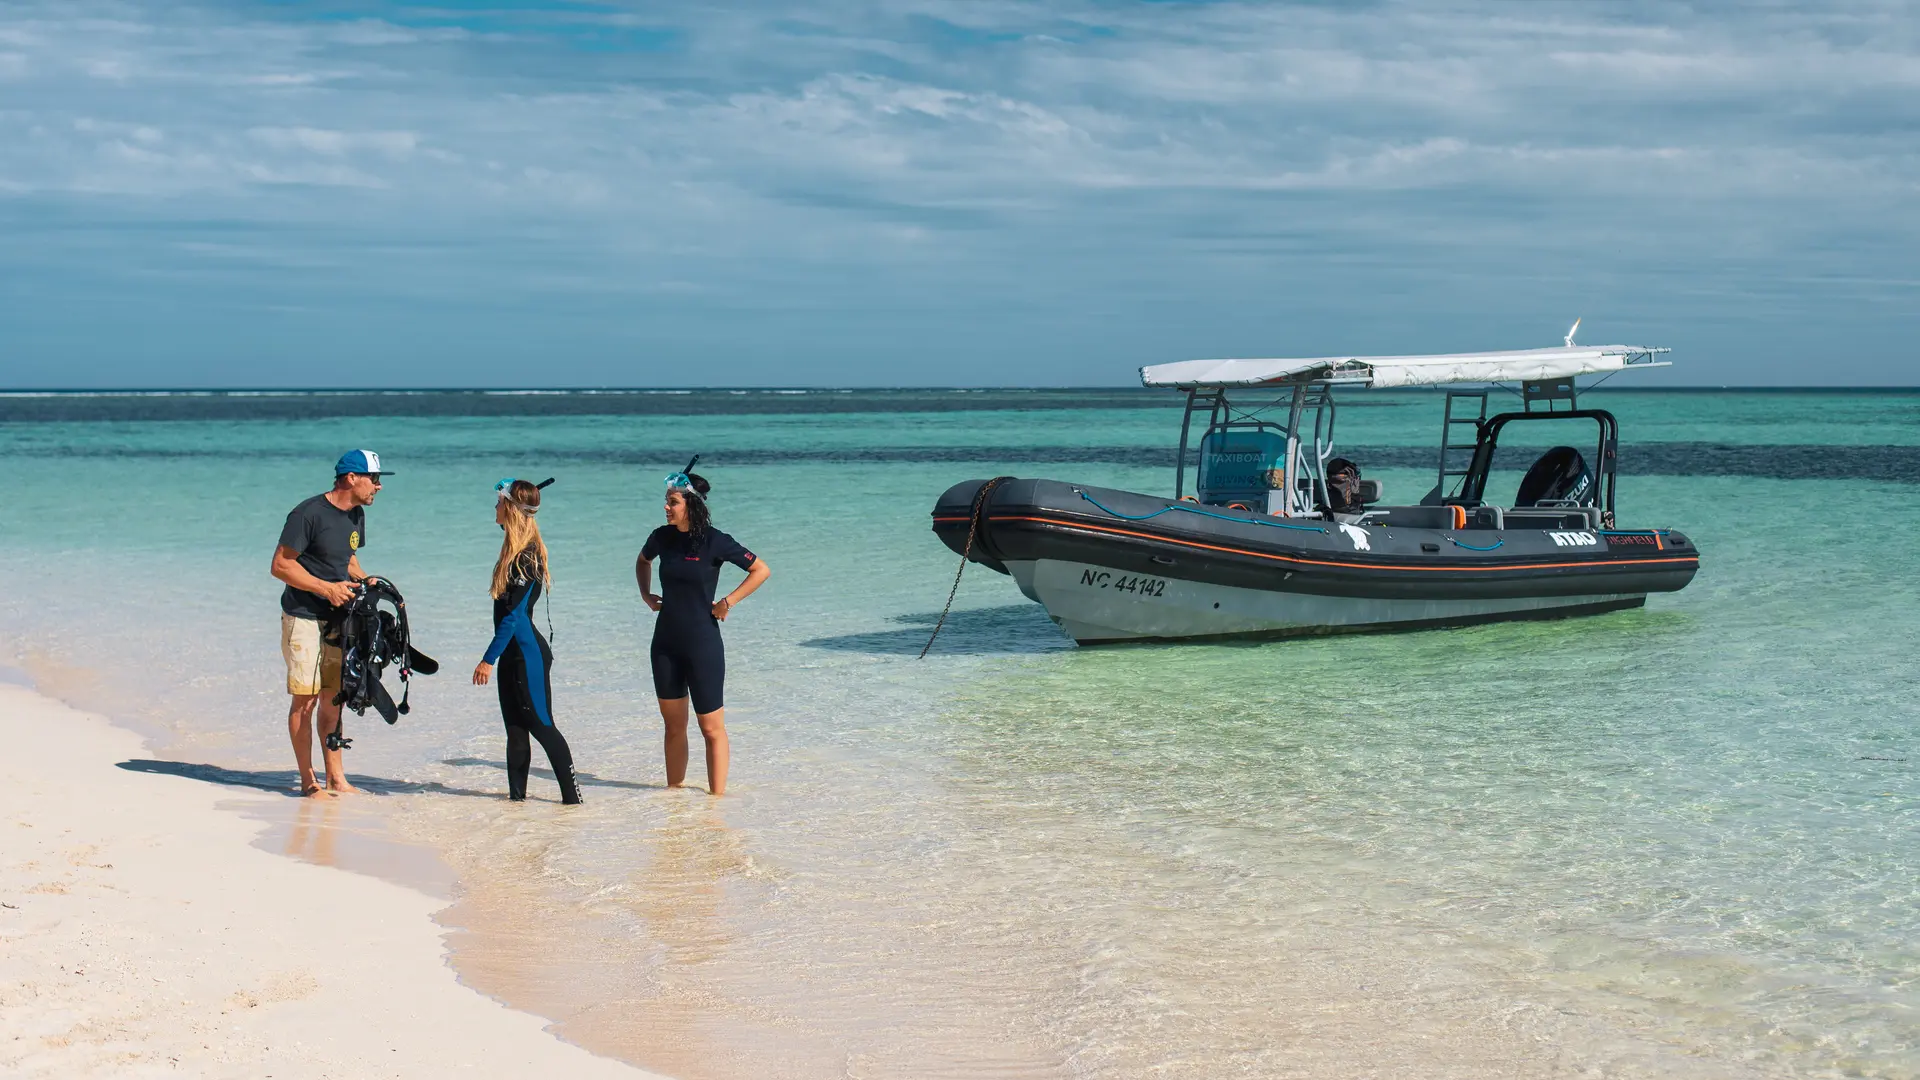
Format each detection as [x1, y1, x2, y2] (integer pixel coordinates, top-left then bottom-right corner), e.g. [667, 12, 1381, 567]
[1515, 446, 1593, 506]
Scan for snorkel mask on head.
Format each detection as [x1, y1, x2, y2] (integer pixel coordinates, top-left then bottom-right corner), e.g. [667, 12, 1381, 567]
[664, 455, 703, 498]
[494, 476, 556, 513]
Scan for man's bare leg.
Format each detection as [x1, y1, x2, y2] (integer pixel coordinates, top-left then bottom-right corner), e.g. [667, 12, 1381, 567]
[659, 696, 691, 788]
[286, 694, 327, 797]
[314, 696, 360, 794]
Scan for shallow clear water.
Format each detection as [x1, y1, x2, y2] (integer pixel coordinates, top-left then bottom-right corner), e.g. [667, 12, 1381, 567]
[2, 389, 1916, 1077]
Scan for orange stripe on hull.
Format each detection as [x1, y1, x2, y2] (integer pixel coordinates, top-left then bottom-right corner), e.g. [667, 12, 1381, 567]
[936, 514, 1699, 575]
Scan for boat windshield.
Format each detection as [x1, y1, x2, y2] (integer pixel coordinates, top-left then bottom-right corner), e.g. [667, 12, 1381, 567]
[1175, 384, 1338, 517]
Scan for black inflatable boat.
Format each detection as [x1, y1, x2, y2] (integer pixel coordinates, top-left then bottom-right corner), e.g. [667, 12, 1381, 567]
[932, 333, 1700, 644]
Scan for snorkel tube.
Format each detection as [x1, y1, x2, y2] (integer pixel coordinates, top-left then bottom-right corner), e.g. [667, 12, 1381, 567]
[664, 456, 711, 538]
[494, 476, 557, 513]
[664, 456, 701, 495]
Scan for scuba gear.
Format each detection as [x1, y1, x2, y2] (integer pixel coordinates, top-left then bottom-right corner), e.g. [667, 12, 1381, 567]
[327, 578, 439, 751]
[1323, 457, 1365, 515]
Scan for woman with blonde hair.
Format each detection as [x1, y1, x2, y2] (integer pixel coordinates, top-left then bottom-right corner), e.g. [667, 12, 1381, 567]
[472, 477, 580, 804]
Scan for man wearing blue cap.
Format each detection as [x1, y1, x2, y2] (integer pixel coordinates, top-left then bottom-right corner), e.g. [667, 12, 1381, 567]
[269, 450, 391, 796]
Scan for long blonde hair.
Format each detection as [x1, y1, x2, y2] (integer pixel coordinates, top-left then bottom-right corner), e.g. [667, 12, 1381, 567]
[491, 479, 551, 599]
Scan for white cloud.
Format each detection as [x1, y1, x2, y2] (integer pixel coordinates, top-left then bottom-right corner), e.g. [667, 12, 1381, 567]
[239, 159, 385, 188]
[248, 126, 419, 159]
[235, 72, 330, 87]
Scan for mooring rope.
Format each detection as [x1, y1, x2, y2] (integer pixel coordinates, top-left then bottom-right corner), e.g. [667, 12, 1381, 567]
[919, 476, 1010, 659]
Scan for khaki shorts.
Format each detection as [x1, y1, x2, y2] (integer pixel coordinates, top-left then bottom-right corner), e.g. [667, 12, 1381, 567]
[281, 614, 342, 696]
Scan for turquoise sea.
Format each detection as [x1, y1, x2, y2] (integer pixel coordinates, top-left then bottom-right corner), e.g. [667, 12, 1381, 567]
[2, 388, 1918, 1078]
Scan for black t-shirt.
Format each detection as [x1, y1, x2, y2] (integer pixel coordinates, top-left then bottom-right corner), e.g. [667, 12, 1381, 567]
[278, 493, 367, 619]
[642, 526, 755, 639]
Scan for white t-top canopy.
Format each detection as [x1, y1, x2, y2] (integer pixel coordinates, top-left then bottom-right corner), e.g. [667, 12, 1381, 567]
[1139, 344, 1669, 390]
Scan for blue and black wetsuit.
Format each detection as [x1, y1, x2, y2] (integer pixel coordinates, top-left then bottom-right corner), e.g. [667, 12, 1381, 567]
[485, 551, 580, 804]
[643, 525, 756, 715]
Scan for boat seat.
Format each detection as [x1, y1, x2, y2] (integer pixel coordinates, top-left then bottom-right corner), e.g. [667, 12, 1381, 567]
[1356, 505, 1458, 529]
[1357, 504, 1508, 530]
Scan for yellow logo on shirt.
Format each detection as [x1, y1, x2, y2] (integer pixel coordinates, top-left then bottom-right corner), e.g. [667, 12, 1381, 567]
[349, 531, 361, 550]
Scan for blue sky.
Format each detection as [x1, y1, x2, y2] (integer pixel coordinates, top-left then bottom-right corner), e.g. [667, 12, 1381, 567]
[2, 1, 1916, 387]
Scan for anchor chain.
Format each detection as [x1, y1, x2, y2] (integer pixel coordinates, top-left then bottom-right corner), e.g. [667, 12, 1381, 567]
[918, 476, 1009, 659]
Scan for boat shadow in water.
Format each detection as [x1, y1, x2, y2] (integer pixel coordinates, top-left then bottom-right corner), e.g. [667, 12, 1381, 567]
[800, 605, 1072, 656]
[115, 759, 497, 800]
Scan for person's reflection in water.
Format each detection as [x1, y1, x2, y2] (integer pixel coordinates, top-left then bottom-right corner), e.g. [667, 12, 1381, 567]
[283, 793, 341, 867]
[632, 798, 751, 968]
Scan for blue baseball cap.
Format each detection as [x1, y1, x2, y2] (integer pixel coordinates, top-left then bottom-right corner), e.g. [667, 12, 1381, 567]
[334, 449, 393, 477]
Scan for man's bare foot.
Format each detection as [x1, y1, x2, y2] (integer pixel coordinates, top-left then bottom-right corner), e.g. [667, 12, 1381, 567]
[326, 779, 363, 795]
[301, 783, 333, 798]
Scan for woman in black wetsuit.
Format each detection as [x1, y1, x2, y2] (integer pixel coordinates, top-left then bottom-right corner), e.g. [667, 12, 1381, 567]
[472, 478, 581, 804]
[635, 470, 770, 796]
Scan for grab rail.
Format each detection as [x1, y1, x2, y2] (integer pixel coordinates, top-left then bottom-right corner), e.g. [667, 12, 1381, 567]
[1075, 490, 1328, 533]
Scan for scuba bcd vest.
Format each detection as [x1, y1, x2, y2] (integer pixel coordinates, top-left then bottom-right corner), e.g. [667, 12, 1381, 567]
[326, 578, 439, 750]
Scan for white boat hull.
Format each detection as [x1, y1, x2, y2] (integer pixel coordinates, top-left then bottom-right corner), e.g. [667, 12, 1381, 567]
[1007, 559, 1645, 644]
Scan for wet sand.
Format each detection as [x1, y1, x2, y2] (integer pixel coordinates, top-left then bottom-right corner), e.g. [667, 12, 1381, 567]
[0, 683, 668, 1079]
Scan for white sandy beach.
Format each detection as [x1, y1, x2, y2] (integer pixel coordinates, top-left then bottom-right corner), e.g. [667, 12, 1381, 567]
[0, 682, 669, 1079]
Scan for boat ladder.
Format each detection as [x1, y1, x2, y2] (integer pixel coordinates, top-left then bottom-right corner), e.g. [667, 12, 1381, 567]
[1436, 390, 1488, 498]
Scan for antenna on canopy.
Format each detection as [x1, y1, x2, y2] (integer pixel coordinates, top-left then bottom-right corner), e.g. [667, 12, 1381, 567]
[1564, 317, 1582, 347]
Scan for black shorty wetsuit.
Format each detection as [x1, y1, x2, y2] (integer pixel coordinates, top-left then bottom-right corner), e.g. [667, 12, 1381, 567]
[643, 525, 756, 715]
[485, 552, 581, 804]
